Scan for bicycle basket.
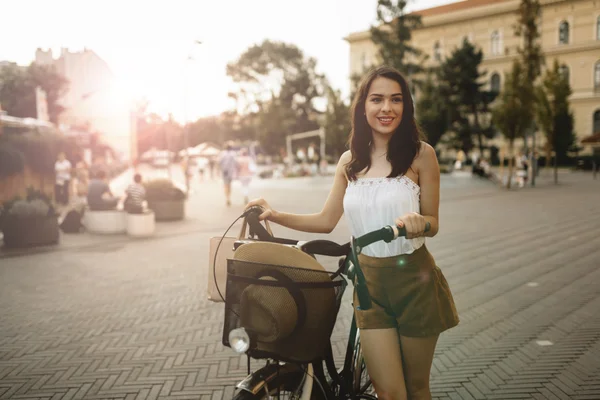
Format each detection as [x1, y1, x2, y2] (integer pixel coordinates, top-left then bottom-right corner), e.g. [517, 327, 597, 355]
[222, 242, 346, 363]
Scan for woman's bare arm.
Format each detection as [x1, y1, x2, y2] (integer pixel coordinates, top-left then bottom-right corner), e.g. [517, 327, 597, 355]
[416, 143, 440, 237]
[249, 151, 351, 234]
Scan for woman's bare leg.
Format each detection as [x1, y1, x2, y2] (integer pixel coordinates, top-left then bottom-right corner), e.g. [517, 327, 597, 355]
[360, 328, 407, 400]
[399, 335, 439, 400]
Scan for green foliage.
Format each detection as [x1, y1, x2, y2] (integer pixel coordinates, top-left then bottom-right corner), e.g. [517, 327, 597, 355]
[416, 72, 449, 149]
[438, 39, 497, 153]
[370, 0, 426, 83]
[27, 63, 69, 124]
[514, 0, 544, 130]
[144, 179, 186, 201]
[535, 60, 576, 179]
[0, 188, 56, 228]
[226, 40, 325, 153]
[322, 86, 350, 158]
[0, 142, 25, 178]
[0, 62, 69, 123]
[493, 60, 531, 188]
[493, 61, 530, 144]
[0, 63, 35, 119]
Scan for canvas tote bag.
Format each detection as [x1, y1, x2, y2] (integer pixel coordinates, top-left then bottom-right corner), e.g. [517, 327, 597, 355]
[207, 217, 273, 302]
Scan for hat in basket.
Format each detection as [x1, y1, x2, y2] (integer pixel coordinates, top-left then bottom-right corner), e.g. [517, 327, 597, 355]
[228, 242, 343, 363]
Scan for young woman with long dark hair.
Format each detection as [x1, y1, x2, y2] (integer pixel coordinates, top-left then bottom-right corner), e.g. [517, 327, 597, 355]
[246, 66, 459, 400]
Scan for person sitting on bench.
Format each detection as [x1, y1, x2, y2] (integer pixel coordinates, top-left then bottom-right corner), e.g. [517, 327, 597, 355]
[87, 170, 119, 211]
[124, 173, 146, 214]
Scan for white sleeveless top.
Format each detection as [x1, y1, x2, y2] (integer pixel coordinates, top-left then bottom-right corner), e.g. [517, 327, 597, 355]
[343, 175, 425, 257]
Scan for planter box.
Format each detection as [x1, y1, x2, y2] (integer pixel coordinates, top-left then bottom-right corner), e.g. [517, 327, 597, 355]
[83, 210, 127, 234]
[147, 199, 185, 221]
[126, 211, 155, 237]
[1, 214, 59, 248]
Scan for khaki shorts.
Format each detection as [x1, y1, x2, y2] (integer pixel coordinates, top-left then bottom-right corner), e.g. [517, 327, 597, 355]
[353, 245, 459, 337]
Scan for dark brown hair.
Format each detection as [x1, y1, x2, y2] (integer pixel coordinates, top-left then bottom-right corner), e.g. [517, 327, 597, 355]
[345, 66, 425, 181]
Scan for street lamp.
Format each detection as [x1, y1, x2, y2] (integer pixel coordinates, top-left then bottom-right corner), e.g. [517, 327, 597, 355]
[183, 40, 202, 195]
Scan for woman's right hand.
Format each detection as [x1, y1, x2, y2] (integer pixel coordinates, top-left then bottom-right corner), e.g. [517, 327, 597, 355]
[245, 198, 276, 221]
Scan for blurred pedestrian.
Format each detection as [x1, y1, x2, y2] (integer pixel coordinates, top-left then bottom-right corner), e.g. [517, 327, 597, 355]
[237, 148, 255, 204]
[74, 161, 90, 206]
[219, 142, 238, 206]
[208, 157, 216, 179]
[54, 152, 72, 206]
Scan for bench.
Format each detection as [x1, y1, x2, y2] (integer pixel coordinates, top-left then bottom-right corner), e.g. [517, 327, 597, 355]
[126, 211, 156, 238]
[83, 209, 126, 234]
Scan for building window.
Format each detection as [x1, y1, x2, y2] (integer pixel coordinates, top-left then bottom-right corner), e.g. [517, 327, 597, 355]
[490, 31, 501, 55]
[559, 21, 570, 44]
[490, 73, 501, 93]
[433, 41, 441, 62]
[559, 64, 570, 84]
[597, 16, 600, 40]
[594, 110, 600, 134]
[595, 61, 600, 90]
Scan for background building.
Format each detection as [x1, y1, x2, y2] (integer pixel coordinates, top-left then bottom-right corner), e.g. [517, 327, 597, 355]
[35, 48, 135, 161]
[346, 0, 600, 154]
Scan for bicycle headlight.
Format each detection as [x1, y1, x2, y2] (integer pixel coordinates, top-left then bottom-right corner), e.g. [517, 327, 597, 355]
[229, 328, 250, 353]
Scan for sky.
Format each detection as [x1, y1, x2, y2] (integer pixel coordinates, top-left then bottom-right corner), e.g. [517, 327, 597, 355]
[1, 0, 456, 122]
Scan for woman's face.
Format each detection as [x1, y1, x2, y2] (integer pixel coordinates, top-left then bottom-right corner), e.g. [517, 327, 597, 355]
[364, 76, 404, 137]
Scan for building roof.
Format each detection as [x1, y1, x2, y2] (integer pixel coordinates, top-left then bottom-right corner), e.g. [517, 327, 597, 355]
[413, 0, 513, 17]
[345, 0, 514, 42]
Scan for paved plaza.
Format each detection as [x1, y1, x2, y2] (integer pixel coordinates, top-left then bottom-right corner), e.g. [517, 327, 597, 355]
[1, 170, 599, 399]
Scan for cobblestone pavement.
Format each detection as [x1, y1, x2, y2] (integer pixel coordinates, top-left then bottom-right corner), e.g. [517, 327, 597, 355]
[1, 171, 599, 399]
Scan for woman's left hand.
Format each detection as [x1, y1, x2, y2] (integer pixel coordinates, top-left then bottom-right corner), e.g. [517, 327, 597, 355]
[395, 212, 427, 239]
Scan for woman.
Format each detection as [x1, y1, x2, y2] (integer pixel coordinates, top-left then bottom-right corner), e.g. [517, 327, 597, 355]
[219, 142, 238, 206]
[246, 66, 459, 400]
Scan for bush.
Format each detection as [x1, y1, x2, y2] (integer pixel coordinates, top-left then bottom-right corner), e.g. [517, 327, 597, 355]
[0, 188, 56, 229]
[144, 179, 186, 201]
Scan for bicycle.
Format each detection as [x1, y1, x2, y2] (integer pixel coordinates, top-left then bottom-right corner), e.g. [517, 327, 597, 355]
[219, 206, 429, 400]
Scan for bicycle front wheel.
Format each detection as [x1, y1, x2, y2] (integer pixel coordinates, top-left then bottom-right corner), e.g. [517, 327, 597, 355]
[233, 368, 312, 400]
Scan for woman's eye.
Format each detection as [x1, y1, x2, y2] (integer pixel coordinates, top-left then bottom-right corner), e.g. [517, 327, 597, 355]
[393, 98, 403, 103]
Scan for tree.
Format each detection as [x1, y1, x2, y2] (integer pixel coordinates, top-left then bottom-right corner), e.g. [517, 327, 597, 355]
[515, 0, 544, 171]
[322, 86, 351, 158]
[370, 0, 426, 84]
[0, 62, 68, 124]
[226, 40, 326, 153]
[492, 61, 531, 189]
[0, 63, 35, 119]
[535, 60, 576, 184]
[416, 72, 449, 148]
[27, 63, 69, 124]
[438, 39, 497, 155]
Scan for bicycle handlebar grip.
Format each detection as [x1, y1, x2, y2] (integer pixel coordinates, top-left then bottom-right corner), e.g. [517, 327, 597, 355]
[245, 210, 273, 241]
[355, 282, 372, 311]
[395, 221, 431, 238]
[244, 205, 265, 217]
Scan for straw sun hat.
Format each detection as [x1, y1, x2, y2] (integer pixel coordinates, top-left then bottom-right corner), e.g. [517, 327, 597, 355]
[228, 242, 342, 362]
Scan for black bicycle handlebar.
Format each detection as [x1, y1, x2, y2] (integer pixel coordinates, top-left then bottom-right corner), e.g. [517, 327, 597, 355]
[242, 206, 431, 311]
